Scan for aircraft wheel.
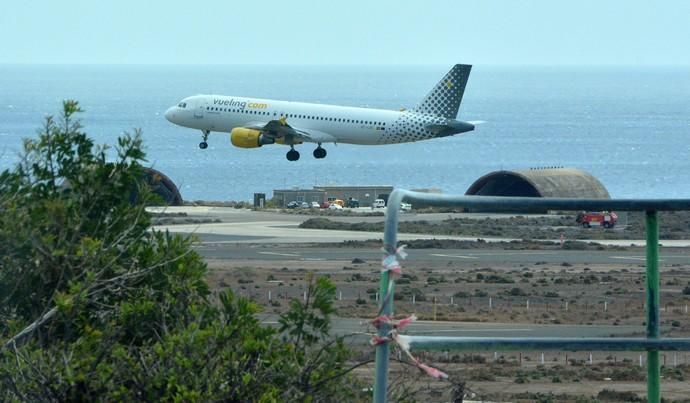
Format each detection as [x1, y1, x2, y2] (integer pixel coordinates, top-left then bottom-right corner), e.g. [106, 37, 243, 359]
[199, 141, 208, 149]
[313, 147, 327, 159]
[287, 149, 300, 161]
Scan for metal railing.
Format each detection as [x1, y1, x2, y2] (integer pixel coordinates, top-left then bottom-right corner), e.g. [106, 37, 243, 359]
[374, 189, 690, 403]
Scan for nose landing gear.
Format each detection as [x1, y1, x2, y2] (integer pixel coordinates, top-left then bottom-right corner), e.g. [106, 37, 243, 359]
[199, 130, 210, 149]
[313, 145, 327, 159]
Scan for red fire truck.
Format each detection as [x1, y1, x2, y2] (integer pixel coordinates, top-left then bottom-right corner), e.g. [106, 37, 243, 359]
[576, 211, 618, 228]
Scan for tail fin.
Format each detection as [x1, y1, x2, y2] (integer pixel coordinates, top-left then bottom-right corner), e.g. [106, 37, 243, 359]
[413, 64, 472, 119]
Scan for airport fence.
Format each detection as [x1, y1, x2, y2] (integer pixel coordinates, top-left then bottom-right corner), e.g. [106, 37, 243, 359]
[372, 189, 690, 403]
[250, 288, 690, 323]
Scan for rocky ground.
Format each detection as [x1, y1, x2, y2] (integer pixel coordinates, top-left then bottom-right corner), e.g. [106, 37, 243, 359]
[172, 207, 690, 401]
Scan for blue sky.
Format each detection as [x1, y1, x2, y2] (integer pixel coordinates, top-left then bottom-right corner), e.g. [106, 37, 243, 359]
[1, 0, 689, 65]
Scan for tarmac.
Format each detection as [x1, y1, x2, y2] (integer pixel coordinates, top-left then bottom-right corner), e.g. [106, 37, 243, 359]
[152, 206, 690, 247]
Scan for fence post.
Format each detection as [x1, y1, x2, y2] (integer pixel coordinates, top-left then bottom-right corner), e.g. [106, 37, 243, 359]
[646, 210, 660, 403]
[433, 296, 437, 321]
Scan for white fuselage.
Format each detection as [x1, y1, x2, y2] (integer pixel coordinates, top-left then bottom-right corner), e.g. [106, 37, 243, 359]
[165, 94, 452, 145]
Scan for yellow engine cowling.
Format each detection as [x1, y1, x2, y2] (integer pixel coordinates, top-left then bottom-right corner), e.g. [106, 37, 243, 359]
[230, 128, 263, 148]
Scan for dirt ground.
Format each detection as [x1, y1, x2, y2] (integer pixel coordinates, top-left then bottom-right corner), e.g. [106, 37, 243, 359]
[205, 246, 690, 402]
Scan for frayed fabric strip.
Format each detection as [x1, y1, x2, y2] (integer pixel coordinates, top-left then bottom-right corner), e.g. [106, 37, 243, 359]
[374, 245, 446, 380]
[416, 361, 449, 380]
[370, 335, 391, 346]
[393, 334, 449, 380]
[371, 314, 417, 330]
[381, 255, 402, 275]
[381, 244, 408, 275]
[381, 244, 408, 259]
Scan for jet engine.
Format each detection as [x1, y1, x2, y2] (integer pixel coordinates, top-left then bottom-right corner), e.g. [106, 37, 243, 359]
[230, 128, 275, 148]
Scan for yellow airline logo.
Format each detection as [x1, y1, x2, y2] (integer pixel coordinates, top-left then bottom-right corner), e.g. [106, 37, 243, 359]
[213, 98, 268, 110]
[247, 102, 268, 109]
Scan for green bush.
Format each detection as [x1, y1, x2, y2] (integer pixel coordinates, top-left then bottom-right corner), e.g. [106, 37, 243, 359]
[0, 102, 363, 402]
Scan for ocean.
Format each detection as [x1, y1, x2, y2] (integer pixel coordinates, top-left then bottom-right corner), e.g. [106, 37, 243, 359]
[1, 65, 689, 201]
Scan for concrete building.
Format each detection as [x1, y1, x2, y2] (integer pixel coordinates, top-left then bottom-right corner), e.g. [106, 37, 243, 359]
[273, 186, 393, 207]
[273, 186, 443, 207]
[272, 188, 327, 206]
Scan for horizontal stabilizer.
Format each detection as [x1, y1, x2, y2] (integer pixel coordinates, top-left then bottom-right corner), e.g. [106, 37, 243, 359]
[425, 120, 475, 137]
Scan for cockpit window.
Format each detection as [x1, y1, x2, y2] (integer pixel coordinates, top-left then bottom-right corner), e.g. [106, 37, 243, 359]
[178, 102, 187, 108]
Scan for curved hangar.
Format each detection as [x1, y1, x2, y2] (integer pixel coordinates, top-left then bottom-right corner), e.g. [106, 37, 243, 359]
[142, 168, 183, 206]
[466, 167, 609, 200]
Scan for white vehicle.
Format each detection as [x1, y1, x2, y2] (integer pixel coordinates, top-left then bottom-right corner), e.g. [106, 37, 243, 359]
[310, 201, 320, 208]
[372, 199, 386, 209]
[164, 65, 476, 161]
[328, 203, 343, 210]
[400, 202, 412, 212]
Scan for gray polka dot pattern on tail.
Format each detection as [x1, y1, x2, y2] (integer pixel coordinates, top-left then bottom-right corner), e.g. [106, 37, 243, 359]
[412, 64, 471, 119]
[375, 64, 473, 145]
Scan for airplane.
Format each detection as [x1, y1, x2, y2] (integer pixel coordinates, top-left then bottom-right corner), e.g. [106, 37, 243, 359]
[164, 64, 476, 161]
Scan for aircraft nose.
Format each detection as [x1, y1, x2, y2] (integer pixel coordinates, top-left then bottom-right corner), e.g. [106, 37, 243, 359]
[164, 107, 176, 123]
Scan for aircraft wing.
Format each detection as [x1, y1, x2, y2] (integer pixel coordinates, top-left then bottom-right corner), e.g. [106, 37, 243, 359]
[243, 118, 337, 144]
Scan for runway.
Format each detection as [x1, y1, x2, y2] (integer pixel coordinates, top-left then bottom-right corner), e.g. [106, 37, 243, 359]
[257, 315, 644, 339]
[195, 243, 690, 266]
[152, 206, 690, 247]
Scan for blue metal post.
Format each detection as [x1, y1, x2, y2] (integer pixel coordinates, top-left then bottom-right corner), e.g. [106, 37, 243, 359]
[373, 191, 404, 403]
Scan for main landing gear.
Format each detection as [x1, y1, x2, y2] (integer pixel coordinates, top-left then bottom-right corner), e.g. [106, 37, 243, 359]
[313, 144, 327, 159]
[286, 145, 327, 161]
[286, 146, 300, 161]
[199, 130, 210, 149]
